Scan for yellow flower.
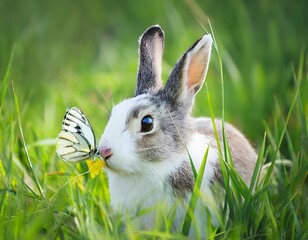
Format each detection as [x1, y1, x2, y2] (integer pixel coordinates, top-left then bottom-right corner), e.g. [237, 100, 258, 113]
[86, 159, 105, 179]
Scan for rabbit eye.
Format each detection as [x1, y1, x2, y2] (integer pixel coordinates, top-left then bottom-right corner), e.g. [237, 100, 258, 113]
[141, 115, 153, 132]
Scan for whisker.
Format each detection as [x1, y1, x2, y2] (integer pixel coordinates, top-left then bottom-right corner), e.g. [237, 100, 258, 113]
[88, 101, 110, 116]
[107, 79, 115, 106]
[136, 146, 161, 152]
[167, 109, 185, 147]
[98, 105, 110, 115]
[96, 87, 112, 111]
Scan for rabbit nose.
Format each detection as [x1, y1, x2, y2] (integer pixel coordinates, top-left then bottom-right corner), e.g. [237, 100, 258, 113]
[99, 147, 113, 160]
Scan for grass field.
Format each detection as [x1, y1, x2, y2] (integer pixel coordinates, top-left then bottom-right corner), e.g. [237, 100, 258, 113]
[1, 0, 307, 239]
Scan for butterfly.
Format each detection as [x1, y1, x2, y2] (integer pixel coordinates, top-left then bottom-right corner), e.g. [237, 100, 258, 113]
[56, 107, 99, 162]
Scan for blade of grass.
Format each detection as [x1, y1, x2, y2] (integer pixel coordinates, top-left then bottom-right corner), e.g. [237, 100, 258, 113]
[190, 0, 237, 209]
[197, 18, 224, 160]
[0, 45, 15, 112]
[264, 194, 278, 234]
[279, 171, 307, 217]
[186, 149, 197, 178]
[205, 83, 233, 222]
[208, 21, 237, 222]
[272, 98, 297, 161]
[209, 19, 230, 168]
[240, 133, 267, 224]
[182, 147, 209, 236]
[249, 132, 267, 192]
[225, 146, 249, 198]
[221, 146, 240, 215]
[263, 121, 277, 152]
[298, 93, 308, 153]
[296, 52, 308, 154]
[262, 72, 301, 185]
[256, 145, 271, 189]
[11, 81, 44, 198]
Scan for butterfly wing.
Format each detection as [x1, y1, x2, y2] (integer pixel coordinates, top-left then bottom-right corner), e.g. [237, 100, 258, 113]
[56, 131, 96, 162]
[62, 107, 96, 147]
[56, 107, 97, 162]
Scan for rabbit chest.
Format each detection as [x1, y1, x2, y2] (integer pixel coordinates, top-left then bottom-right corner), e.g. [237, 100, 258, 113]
[105, 132, 219, 228]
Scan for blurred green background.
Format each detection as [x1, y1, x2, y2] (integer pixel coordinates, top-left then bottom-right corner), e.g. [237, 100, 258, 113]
[0, 0, 308, 238]
[1, 0, 307, 147]
[0, 0, 308, 150]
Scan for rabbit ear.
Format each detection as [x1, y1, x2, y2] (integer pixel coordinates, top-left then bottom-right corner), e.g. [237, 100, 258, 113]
[135, 25, 164, 96]
[163, 35, 212, 109]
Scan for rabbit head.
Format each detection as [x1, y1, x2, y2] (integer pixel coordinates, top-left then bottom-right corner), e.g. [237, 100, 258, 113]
[97, 25, 212, 178]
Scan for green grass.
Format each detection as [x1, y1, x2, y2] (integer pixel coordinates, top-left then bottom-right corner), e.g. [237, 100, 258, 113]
[1, 0, 308, 239]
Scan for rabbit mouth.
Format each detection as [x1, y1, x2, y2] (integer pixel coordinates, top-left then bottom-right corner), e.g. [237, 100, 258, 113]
[104, 159, 114, 169]
[104, 159, 135, 176]
[104, 160, 122, 173]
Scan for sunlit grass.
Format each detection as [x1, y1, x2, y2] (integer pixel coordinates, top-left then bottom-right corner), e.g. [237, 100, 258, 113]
[0, 0, 307, 239]
[1, 44, 307, 239]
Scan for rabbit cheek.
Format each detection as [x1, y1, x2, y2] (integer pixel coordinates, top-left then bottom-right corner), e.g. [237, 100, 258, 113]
[98, 132, 139, 174]
[115, 131, 140, 172]
[106, 133, 140, 174]
[136, 127, 178, 163]
[136, 133, 161, 162]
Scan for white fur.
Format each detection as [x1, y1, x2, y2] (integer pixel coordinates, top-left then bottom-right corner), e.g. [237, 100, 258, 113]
[97, 28, 229, 237]
[98, 34, 219, 232]
[100, 125, 220, 232]
[98, 96, 145, 174]
[186, 133, 217, 182]
[187, 133, 221, 230]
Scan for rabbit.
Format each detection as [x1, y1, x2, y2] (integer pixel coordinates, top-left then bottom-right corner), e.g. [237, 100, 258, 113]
[97, 25, 257, 235]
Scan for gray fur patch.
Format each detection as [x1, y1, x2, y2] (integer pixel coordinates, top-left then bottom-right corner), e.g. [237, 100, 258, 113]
[136, 132, 168, 162]
[211, 160, 223, 185]
[134, 95, 192, 163]
[135, 26, 164, 96]
[125, 104, 149, 129]
[168, 161, 194, 198]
